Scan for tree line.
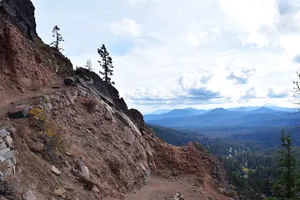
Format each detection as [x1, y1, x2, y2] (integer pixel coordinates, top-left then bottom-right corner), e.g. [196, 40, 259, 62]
[50, 25, 115, 85]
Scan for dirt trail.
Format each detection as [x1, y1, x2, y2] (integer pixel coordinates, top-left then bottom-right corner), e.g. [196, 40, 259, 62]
[124, 176, 208, 200]
[0, 85, 66, 118]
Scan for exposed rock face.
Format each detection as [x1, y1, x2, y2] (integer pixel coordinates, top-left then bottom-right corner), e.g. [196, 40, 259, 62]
[127, 109, 154, 136]
[75, 67, 128, 112]
[107, 84, 128, 112]
[0, 0, 37, 40]
[0, 3, 73, 95]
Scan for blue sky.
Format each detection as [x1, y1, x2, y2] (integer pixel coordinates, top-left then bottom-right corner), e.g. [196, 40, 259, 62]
[32, 0, 300, 113]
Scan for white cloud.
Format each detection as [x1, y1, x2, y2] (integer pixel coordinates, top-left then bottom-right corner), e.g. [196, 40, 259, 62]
[110, 18, 142, 37]
[267, 88, 290, 98]
[33, 0, 300, 113]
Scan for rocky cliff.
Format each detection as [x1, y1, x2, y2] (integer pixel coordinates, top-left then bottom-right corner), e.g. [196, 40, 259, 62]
[0, 1, 234, 200]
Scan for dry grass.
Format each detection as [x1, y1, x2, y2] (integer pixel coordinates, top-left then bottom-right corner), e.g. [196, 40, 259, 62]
[29, 105, 65, 165]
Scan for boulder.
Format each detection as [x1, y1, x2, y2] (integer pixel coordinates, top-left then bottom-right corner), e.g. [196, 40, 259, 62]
[8, 105, 29, 119]
[4, 136, 13, 147]
[0, 155, 5, 162]
[51, 166, 62, 176]
[64, 77, 76, 86]
[28, 141, 44, 153]
[22, 189, 36, 200]
[78, 78, 88, 88]
[53, 188, 66, 197]
[0, 129, 9, 137]
[0, 148, 10, 156]
[3, 150, 15, 160]
[74, 159, 89, 179]
[0, 142, 7, 150]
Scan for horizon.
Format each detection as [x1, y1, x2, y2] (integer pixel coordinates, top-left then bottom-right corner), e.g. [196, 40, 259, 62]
[32, 0, 300, 113]
[144, 104, 297, 115]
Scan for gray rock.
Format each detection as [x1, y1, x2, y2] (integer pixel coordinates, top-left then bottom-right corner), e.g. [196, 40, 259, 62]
[0, 148, 10, 156]
[0, 142, 7, 150]
[64, 77, 76, 86]
[8, 105, 29, 119]
[4, 136, 13, 147]
[0, 129, 9, 137]
[12, 156, 16, 165]
[22, 189, 36, 200]
[78, 78, 88, 88]
[8, 127, 16, 135]
[3, 150, 15, 160]
[51, 166, 62, 176]
[73, 159, 90, 179]
[0, 155, 6, 162]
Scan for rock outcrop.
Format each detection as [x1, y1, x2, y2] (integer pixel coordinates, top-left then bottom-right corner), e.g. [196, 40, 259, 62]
[0, 0, 73, 97]
[75, 67, 128, 112]
[0, 0, 37, 40]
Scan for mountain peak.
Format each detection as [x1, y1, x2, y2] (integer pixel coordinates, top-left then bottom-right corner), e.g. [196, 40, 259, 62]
[210, 108, 228, 112]
[250, 107, 275, 113]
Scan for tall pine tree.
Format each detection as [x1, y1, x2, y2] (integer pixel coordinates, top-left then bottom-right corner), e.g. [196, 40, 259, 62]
[272, 129, 299, 199]
[50, 25, 64, 51]
[97, 44, 114, 85]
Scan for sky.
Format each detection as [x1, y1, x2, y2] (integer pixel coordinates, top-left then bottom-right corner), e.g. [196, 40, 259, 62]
[31, 0, 300, 113]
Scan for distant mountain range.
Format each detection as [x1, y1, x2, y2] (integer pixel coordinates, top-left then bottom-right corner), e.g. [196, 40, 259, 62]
[144, 108, 207, 121]
[145, 106, 299, 130]
[147, 109, 172, 115]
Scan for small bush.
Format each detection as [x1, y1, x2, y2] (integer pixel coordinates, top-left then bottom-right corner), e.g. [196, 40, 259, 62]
[40, 121, 65, 165]
[29, 102, 65, 165]
[193, 142, 209, 154]
[28, 107, 46, 130]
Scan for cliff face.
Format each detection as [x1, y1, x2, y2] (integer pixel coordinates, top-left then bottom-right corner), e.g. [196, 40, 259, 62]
[0, 0, 37, 40]
[0, 0, 73, 100]
[0, 1, 233, 200]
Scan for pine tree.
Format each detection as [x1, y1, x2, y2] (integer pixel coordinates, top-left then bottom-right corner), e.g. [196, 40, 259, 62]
[97, 44, 115, 85]
[85, 59, 93, 71]
[50, 25, 64, 51]
[272, 129, 299, 199]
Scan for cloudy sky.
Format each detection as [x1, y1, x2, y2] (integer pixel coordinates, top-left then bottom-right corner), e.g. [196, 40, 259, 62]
[32, 0, 300, 113]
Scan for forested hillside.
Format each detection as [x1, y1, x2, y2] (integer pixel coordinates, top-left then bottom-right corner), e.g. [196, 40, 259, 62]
[149, 124, 300, 199]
